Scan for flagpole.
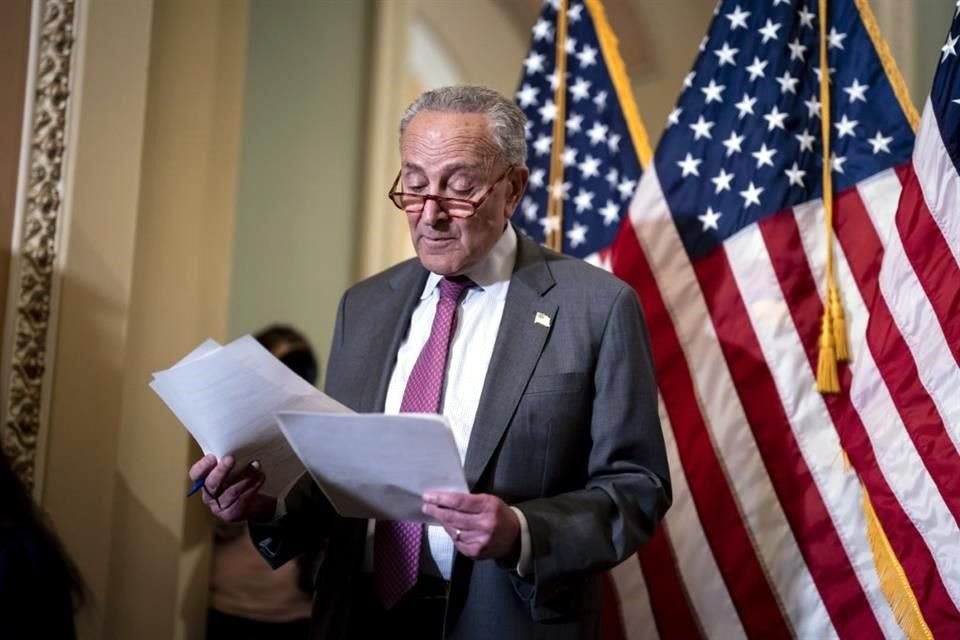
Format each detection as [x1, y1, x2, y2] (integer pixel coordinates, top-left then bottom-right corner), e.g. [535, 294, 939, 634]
[546, 0, 570, 253]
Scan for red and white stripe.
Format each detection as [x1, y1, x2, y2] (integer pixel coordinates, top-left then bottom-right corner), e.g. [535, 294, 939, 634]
[601, 116, 960, 636]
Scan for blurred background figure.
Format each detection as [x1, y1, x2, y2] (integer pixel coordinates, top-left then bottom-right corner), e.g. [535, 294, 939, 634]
[206, 325, 320, 640]
[0, 449, 86, 638]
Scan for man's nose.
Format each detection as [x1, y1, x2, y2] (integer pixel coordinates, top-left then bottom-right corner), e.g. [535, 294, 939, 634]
[420, 197, 449, 224]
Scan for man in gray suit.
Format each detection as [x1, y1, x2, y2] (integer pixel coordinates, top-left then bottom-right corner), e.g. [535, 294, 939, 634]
[190, 85, 670, 639]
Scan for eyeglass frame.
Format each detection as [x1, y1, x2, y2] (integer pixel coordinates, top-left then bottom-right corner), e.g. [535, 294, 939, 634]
[387, 165, 515, 219]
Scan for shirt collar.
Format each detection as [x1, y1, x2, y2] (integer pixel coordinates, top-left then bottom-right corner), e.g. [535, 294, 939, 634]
[420, 224, 518, 302]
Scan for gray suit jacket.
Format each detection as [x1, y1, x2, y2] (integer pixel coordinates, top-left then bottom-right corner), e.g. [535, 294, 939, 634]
[251, 229, 671, 639]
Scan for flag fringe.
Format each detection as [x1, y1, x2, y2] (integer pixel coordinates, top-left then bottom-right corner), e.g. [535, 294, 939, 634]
[861, 487, 934, 640]
[584, 0, 653, 167]
[816, 305, 840, 393]
[829, 282, 849, 361]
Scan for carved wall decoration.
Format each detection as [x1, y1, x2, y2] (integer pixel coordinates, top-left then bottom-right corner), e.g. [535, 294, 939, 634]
[2, 0, 78, 490]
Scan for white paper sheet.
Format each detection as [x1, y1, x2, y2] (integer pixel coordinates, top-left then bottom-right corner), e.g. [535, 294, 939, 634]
[150, 336, 350, 497]
[274, 412, 468, 522]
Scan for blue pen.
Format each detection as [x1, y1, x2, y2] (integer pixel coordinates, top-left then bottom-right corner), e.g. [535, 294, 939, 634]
[187, 474, 207, 497]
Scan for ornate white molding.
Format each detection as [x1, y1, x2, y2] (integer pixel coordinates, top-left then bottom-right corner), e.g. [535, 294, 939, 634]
[1, 0, 79, 491]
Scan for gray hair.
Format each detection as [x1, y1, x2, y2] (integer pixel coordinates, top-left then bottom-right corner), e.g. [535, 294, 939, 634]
[399, 85, 527, 166]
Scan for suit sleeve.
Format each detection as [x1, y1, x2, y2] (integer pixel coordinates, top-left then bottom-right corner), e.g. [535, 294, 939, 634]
[248, 291, 350, 568]
[514, 285, 671, 610]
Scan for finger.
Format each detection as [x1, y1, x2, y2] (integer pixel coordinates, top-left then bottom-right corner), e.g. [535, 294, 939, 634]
[188, 454, 218, 482]
[203, 456, 235, 495]
[218, 474, 266, 517]
[422, 503, 479, 531]
[216, 466, 264, 510]
[423, 491, 486, 513]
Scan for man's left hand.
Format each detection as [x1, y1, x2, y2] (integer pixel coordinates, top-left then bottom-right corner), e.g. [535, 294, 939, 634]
[422, 492, 520, 561]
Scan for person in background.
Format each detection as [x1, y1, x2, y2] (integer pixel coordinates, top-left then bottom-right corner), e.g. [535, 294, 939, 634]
[206, 324, 319, 640]
[0, 448, 86, 638]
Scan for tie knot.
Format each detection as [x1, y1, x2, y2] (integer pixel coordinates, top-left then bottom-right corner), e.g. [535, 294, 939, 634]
[438, 275, 473, 301]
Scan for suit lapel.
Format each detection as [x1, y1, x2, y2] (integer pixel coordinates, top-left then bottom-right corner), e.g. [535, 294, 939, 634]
[364, 261, 428, 412]
[463, 232, 557, 489]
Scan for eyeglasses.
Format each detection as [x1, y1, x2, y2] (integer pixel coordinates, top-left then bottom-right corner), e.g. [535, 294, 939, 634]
[387, 166, 513, 219]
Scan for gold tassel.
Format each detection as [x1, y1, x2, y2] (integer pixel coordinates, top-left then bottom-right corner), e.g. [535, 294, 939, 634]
[862, 487, 935, 640]
[816, 304, 840, 394]
[829, 282, 850, 362]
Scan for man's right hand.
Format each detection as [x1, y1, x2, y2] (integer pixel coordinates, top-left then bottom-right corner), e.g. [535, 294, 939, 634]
[189, 454, 276, 523]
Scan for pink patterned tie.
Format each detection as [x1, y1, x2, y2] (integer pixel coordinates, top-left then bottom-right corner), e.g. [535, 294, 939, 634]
[374, 275, 473, 609]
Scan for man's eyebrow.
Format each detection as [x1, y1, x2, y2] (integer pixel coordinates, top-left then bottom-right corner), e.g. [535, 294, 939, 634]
[401, 161, 483, 175]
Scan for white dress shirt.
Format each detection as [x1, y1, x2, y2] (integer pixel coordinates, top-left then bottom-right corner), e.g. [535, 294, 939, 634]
[375, 224, 528, 579]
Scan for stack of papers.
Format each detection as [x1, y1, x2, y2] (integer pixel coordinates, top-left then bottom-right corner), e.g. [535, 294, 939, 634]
[151, 336, 468, 521]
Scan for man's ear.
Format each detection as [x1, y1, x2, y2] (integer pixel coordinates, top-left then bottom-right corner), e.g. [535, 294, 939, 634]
[504, 166, 529, 218]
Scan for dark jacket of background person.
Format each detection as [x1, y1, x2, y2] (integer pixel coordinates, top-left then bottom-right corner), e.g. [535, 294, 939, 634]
[0, 450, 86, 639]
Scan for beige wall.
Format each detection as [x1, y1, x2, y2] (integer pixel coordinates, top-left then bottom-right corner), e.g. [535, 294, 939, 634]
[39, 0, 248, 638]
[0, 0, 31, 340]
[228, 0, 372, 372]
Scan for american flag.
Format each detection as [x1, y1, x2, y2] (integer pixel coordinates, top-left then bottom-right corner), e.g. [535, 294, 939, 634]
[516, 0, 960, 638]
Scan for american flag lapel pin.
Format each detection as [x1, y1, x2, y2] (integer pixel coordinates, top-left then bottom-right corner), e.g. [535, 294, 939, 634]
[534, 312, 551, 328]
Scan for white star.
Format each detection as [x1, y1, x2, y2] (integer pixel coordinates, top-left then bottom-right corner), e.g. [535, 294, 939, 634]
[784, 162, 806, 187]
[539, 215, 560, 235]
[752, 143, 777, 168]
[798, 6, 815, 29]
[796, 128, 816, 152]
[763, 105, 788, 131]
[813, 66, 836, 83]
[788, 38, 807, 61]
[570, 77, 592, 102]
[593, 90, 608, 112]
[516, 83, 540, 108]
[746, 57, 768, 81]
[608, 133, 622, 152]
[533, 134, 552, 156]
[954, 98, 960, 106]
[735, 93, 757, 118]
[776, 71, 799, 94]
[831, 153, 847, 174]
[578, 154, 601, 179]
[758, 19, 781, 43]
[539, 99, 558, 123]
[566, 222, 589, 248]
[532, 18, 554, 42]
[529, 168, 546, 189]
[699, 35, 708, 52]
[726, 5, 751, 30]
[701, 79, 726, 103]
[573, 188, 594, 213]
[740, 181, 764, 207]
[677, 153, 703, 177]
[843, 78, 868, 103]
[667, 107, 683, 127]
[698, 206, 722, 231]
[547, 70, 568, 91]
[562, 147, 578, 167]
[577, 44, 599, 67]
[524, 120, 532, 139]
[599, 200, 620, 225]
[521, 196, 538, 221]
[617, 178, 637, 201]
[684, 71, 696, 88]
[586, 121, 608, 145]
[942, 33, 958, 63]
[566, 112, 584, 133]
[567, 3, 584, 22]
[549, 179, 571, 200]
[714, 42, 739, 66]
[711, 168, 735, 193]
[828, 27, 847, 50]
[523, 52, 546, 75]
[545, 0, 561, 9]
[835, 114, 859, 138]
[689, 115, 715, 140]
[774, 0, 790, 5]
[868, 131, 893, 154]
[722, 131, 745, 156]
[606, 168, 618, 186]
[804, 95, 822, 118]
[564, 36, 578, 55]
